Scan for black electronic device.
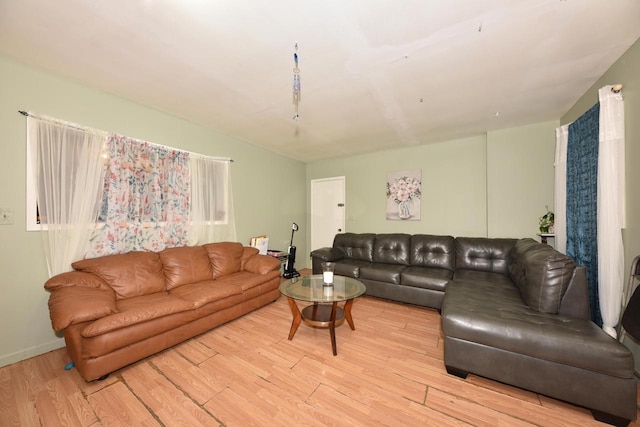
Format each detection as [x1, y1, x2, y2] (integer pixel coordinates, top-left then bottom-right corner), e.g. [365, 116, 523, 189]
[283, 222, 301, 278]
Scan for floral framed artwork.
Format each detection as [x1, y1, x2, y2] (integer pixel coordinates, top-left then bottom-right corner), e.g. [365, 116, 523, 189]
[386, 170, 422, 220]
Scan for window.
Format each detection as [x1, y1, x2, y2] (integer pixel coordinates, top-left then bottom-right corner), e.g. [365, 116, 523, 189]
[191, 155, 231, 224]
[25, 119, 106, 232]
[26, 116, 235, 255]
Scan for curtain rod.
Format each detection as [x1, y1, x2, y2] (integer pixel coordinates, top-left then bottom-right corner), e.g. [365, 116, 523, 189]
[18, 110, 234, 163]
[19, 110, 97, 133]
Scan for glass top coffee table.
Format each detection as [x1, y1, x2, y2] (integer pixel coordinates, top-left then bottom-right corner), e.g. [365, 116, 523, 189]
[279, 274, 366, 356]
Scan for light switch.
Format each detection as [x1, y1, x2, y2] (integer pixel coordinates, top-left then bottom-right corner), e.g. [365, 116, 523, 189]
[0, 208, 14, 225]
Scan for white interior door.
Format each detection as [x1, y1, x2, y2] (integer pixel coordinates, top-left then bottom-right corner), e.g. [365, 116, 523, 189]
[311, 176, 346, 252]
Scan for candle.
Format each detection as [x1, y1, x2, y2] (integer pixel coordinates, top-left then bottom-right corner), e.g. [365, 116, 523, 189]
[323, 270, 334, 284]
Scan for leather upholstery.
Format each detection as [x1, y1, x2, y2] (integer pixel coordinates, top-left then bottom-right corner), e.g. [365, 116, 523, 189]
[168, 280, 242, 309]
[455, 237, 516, 274]
[160, 246, 212, 290]
[622, 283, 640, 341]
[44, 243, 281, 381]
[310, 232, 636, 422]
[333, 233, 375, 262]
[45, 271, 111, 291]
[204, 242, 245, 278]
[72, 251, 166, 300]
[82, 292, 194, 338]
[334, 259, 370, 278]
[557, 266, 589, 320]
[453, 269, 513, 287]
[509, 238, 576, 314]
[442, 279, 633, 378]
[401, 266, 452, 291]
[359, 263, 406, 285]
[47, 286, 117, 331]
[372, 233, 411, 265]
[410, 234, 455, 270]
[442, 278, 636, 422]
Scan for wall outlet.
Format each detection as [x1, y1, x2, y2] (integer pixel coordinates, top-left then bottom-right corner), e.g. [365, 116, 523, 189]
[0, 208, 14, 225]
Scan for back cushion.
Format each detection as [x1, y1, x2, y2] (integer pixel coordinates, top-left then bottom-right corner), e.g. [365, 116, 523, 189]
[509, 238, 576, 314]
[159, 246, 212, 290]
[373, 234, 411, 265]
[72, 251, 165, 300]
[333, 233, 375, 262]
[241, 246, 260, 270]
[455, 237, 517, 274]
[204, 242, 244, 278]
[410, 235, 455, 270]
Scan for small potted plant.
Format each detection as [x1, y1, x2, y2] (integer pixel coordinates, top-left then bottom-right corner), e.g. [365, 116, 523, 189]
[539, 210, 554, 234]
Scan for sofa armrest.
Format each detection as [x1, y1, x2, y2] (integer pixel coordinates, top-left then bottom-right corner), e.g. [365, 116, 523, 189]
[310, 247, 345, 262]
[45, 271, 111, 291]
[311, 247, 346, 274]
[243, 253, 281, 275]
[558, 266, 590, 320]
[47, 286, 117, 331]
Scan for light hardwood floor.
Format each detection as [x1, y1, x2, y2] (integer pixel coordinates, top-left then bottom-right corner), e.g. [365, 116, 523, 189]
[2, 272, 639, 426]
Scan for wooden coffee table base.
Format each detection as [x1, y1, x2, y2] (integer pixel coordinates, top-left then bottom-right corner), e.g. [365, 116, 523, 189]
[286, 298, 356, 356]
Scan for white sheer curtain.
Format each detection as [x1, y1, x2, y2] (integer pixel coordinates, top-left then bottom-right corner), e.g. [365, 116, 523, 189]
[188, 155, 236, 244]
[28, 116, 107, 276]
[554, 125, 568, 255]
[598, 85, 626, 338]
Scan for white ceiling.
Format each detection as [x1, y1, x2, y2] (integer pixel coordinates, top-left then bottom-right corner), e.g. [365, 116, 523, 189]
[1, 1, 639, 163]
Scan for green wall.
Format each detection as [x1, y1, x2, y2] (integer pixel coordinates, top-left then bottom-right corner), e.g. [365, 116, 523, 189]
[0, 56, 306, 367]
[307, 135, 489, 238]
[306, 121, 558, 246]
[487, 121, 558, 239]
[561, 39, 640, 369]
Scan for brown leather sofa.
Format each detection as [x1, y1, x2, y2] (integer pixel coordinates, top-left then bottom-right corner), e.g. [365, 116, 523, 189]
[311, 233, 636, 425]
[44, 242, 281, 381]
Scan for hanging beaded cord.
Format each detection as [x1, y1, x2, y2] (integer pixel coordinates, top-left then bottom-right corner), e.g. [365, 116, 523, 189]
[293, 42, 301, 120]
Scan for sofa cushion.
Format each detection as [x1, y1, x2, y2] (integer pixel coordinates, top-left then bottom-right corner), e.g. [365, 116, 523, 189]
[401, 266, 452, 291]
[79, 294, 197, 358]
[359, 263, 407, 285]
[159, 246, 212, 290]
[204, 242, 244, 278]
[334, 259, 371, 278]
[219, 270, 276, 289]
[241, 246, 260, 270]
[442, 279, 633, 379]
[509, 238, 576, 314]
[169, 279, 242, 308]
[243, 252, 282, 275]
[453, 269, 514, 287]
[410, 235, 455, 271]
[72, 251, 166, 300]
[455, 237, 516, 275]
[333, 233, 375, 262]
[81, 292, 194, 338]
[373, 234, 411, 265]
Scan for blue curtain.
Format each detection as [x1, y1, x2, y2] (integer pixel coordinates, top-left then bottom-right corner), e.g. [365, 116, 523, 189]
[566, 103, 601, 326]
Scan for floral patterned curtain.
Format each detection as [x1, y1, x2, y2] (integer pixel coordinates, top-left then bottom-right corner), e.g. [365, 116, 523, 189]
[87, 134, 190, 256]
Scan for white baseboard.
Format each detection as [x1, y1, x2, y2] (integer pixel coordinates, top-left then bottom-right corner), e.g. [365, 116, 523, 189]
[0, 338, 65, 368]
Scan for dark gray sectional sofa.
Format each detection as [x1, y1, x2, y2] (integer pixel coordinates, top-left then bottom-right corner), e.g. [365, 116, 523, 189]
[310, 233, 636, 425]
